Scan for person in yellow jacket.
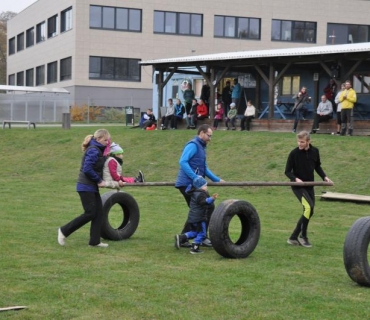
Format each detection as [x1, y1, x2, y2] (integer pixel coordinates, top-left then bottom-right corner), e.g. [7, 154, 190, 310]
[339, 80, 357, 136]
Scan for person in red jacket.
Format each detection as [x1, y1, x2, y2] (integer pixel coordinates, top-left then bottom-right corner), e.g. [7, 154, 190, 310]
[196, 99, 208, 121]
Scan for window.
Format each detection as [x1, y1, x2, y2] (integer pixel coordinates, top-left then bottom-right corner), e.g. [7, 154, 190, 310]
[214, 15, 260, 39]
[26, 68, 34, 86]
[17, 71, 24, 86]
[154, 11, 202, 36]
[281, 76, 300, 95]
[17, 32, 24, 52]
[36, 65, 45, 86]
[48, 14, 58, 38]
[327, 23, 370, 44]
[36, 21, 46, 43]
[353, 74, 370, 94]
[47, 61, 58, 84]
[9, 37, 15, 55]
[61, 7, 73, 32]
[60, 57, 72, 81]
[26, 27, 34, 47]
[90, 5, 142, 32]
[272, 20, 316, 43]
[8, 74, 15, 85]
[89, 56, 141, 81]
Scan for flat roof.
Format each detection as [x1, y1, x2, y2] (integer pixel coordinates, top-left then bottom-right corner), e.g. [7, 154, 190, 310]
[0, 85, 70, 94]
[140, 43, 370, 66]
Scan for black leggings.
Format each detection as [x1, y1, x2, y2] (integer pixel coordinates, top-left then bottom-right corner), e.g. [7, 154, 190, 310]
[290, 187, 315, 239]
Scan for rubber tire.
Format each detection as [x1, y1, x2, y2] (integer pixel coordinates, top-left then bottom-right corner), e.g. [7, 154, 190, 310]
[343, 216, 370, 287]
[209, 200, 260, 259]
[100, 191, 140, 241]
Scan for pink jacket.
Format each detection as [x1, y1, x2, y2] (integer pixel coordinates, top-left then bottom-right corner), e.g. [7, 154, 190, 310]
[214, 107, 224, 120]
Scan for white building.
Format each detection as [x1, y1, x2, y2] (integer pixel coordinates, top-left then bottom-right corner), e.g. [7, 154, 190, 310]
[7, 0, 370, 111]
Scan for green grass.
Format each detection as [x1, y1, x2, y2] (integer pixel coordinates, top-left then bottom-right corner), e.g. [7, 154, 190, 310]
[1, 126, 370, 319]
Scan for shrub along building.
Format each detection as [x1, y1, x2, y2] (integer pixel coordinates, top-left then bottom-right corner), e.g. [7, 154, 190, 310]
[6, 0, 370, 122]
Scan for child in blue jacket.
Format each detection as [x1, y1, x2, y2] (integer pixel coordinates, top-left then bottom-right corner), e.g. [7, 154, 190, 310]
[175, 176, 218, 254]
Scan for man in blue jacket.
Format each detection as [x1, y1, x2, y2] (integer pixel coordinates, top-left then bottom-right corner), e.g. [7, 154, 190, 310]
[175, 124, 224, 247]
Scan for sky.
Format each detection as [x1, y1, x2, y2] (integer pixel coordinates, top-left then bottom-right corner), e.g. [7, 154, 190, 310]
[0, 0, 38, 14]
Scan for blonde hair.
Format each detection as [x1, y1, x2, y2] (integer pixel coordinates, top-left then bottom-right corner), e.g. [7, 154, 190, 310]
[297, 130, 310, 141]
[81, 129, 110, 151]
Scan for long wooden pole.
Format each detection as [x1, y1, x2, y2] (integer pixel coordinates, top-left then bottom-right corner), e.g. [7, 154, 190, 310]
[122, 181, 333, 187]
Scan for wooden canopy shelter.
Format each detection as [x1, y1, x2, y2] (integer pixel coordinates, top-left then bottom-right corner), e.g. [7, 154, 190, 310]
[140, 43, 370, 118]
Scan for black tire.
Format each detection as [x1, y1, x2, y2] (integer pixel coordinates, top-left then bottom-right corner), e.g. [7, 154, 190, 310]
[343, 216, 370, 286]
[100, 191, 140, 241]
[209, 200, 260, 259]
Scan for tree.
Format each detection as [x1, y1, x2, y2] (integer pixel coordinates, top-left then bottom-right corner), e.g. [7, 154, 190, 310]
[0, 11, 17, 85]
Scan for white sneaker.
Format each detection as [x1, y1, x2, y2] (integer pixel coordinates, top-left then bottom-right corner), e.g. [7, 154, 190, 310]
[89, 242, 109, 248]
[58, 228, 66, 246]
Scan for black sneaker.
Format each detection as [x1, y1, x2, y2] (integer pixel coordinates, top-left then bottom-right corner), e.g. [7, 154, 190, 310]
[298, 236, 312, 248]
[136, 170, 145, 183]
[190, 243, 203, 254]
[175, 234, 187, 249]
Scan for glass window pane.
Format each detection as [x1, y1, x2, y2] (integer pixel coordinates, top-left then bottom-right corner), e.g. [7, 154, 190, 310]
[179, 13, 190, 34]
[89, 57, 101, 78]
[327, 24, 348, 44]
[271, 20, 281, 40]
[102, 7, 114, 29]
[282, 77, 292, 95]
[129, 9, 141, 31]
[358, 26, 369, 43]
[292, 76, 300, 94]
[238, 18, 249, 39]
[191, 14, 202, 35]
[225, 17, 235, 37]
[116, 8, 128, 30]
[281, 21, 292, 40]
[165, 12, 176, 33]
[90, 6, 101, 28]
[128, 59, 140, 81]
[115, 58, 127, 80]
[249, 18, 260, 39]
[214, 16, 224, 37]
[154, 11, 164, 33]
[101, 58, 114, 79]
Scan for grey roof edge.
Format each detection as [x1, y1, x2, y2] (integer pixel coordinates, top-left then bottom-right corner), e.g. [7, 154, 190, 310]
[140, 43, 370, 66]
[0, 85, 70, 94]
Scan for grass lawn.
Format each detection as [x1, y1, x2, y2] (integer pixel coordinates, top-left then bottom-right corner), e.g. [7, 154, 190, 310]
[1, 126, 370, 319]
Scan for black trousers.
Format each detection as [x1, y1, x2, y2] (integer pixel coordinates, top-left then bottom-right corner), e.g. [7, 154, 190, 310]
[290, 187, 315, 239]
[60, 191, 103, 246]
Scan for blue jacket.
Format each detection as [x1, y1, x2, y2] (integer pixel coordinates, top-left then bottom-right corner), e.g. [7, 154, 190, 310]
[76, 139, 106, 192]
[174, 103, 185, 118]
[232, 83, 241, 99]
[175, 137, 220, 188]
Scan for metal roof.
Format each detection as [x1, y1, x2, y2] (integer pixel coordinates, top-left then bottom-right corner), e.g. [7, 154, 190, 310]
[140, 43, 370, 66]
[0, 85, 70, 94]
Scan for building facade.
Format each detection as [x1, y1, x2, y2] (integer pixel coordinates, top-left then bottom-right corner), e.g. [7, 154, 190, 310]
[6, 0, 370, 112]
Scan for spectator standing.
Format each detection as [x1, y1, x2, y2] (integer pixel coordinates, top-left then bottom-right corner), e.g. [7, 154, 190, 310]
[175, 124, 224, 248]
[187, 98, 198, 129]
[140, 109, 156, 130]
[311, 95, 333, 133]
[225, 102, 237, 130]
[285, 131, 332, 248]
[171, 99, 185, 129]
[334, 83, 346, 135]
[175, 176, 218, 254]
[240, 100, 256, 131]
[200, 81, 210, 106]
[213, 102, 224, 130]
[57, 129, 111, 248]
[291, 87, 311, 133]
[231, 78, 241, 108]
[161, 99, 174, 130]
[339, 80, 357, 136]
[183, 83, 195, 117]
[324, 78, 337, 112]
[222, 81, 232, 115]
